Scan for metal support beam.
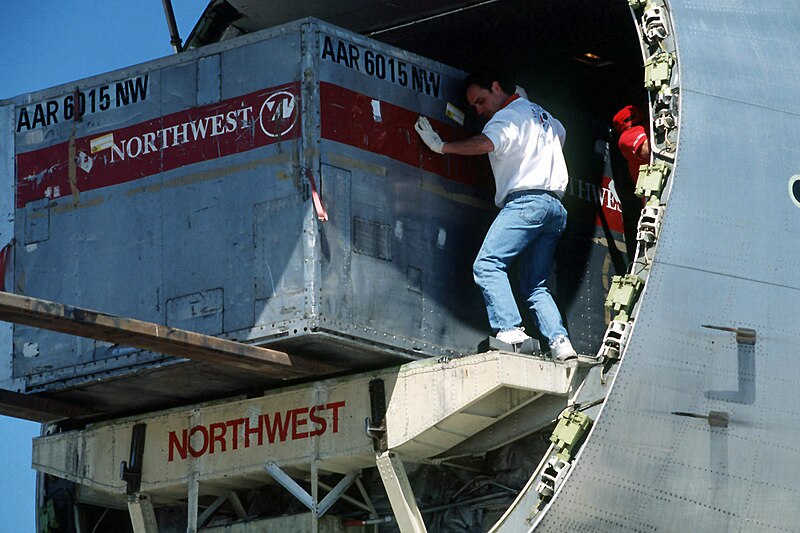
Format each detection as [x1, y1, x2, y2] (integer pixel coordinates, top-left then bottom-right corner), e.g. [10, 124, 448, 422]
[127, 493, 158, 533]
[227, 490, 248, 520]
[317, 470, 359, 516]
[265, 462, 315, 510]
[198, 494, 227, 529]
[356, 477, 378, 516]
[265, 463, 362, 517]
[318, 479, 373, 514]
[376, 451, 427, 533]
[0, 388, 101, 422]
[311, 462, 319, 533]
[187, 473, 199, 533]
[161, 0, 183, 52]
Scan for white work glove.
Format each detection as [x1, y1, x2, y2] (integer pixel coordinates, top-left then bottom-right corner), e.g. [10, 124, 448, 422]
[415, 116, 445, 154]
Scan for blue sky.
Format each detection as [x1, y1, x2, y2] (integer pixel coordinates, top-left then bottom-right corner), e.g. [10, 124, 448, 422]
[0, 2, 207, 530]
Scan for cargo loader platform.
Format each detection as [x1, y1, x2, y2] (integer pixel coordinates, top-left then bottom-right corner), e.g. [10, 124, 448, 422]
[31, 350, 582, 529]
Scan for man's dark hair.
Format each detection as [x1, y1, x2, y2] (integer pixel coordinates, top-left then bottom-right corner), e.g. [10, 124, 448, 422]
[465, 70, 516, 95]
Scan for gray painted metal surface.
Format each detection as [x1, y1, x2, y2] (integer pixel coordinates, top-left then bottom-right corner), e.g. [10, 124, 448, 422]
[534, 1, 800, 531]
[0, 105, 16, 390]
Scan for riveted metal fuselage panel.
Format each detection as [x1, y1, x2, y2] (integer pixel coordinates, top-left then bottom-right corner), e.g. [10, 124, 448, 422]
[536, 2, 800, 531]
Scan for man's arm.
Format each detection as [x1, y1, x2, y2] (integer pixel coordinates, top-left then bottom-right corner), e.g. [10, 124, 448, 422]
[442, 134, 495, 155]
[415, 116, 495, 156]
[637, 137, 651, 160]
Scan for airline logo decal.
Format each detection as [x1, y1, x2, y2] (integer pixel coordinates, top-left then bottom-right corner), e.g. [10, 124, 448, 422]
[15, 82, 301, 208]
[259, 91, 298, 138]
[167, 400, 346, 462]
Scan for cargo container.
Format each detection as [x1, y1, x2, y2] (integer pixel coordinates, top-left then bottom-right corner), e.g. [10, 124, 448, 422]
[1, 18, 509, 416]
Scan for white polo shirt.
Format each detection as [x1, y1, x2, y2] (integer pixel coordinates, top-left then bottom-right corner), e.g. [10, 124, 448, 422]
[481, 96, 568, 207]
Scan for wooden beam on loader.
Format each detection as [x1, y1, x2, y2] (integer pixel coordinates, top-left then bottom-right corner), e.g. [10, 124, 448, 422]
[0, 389, 103, 422]
[0, 291, 332, 379]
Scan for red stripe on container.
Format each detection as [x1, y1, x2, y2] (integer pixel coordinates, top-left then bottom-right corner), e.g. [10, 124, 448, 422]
[15, 82, 302, 208]
[319, 82, 490, 190]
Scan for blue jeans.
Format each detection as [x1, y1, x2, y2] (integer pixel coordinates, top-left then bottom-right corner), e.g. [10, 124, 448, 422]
[473, 190, 568, 344]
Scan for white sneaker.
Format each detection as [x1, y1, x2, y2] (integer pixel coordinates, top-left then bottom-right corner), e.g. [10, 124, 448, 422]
[497, 327, 531, 345]
[550, 336, 577, 362]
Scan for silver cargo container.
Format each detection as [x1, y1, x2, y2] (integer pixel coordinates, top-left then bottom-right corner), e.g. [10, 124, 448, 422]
[0, 19, 501, 414]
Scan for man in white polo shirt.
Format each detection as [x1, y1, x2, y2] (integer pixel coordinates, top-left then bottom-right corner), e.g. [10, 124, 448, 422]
[415, 71, 577, 361]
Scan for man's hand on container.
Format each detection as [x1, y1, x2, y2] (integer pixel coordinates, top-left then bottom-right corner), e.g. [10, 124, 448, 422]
[415, 116, 445, 154]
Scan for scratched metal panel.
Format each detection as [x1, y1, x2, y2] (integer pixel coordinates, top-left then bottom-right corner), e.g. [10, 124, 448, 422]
[538, 1, 800, 531]
[166, 289, 224, 335]
[315, 25, 491, 354]
[252, 190, 307, 329]
[197, 55, 222, 106]
[6, 26, 307, 393]
[318, 164, 353, 323]
[161, 62, 198, 115]
[315, 23, 620, 356]
[159, 151, 303, 337]
[220, 31, 303, 98]
[12, 71, 163, 156]
[9, 62, 168, 381]
[13, 172, 164, 379]
[348, 160, 426, 340]
[415, 189, 490, 352]
[0, 105, 16, 389]
[322, 146, 459, 350]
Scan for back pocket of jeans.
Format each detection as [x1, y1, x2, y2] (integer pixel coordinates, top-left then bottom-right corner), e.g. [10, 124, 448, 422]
[519, 204, 547, 225]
